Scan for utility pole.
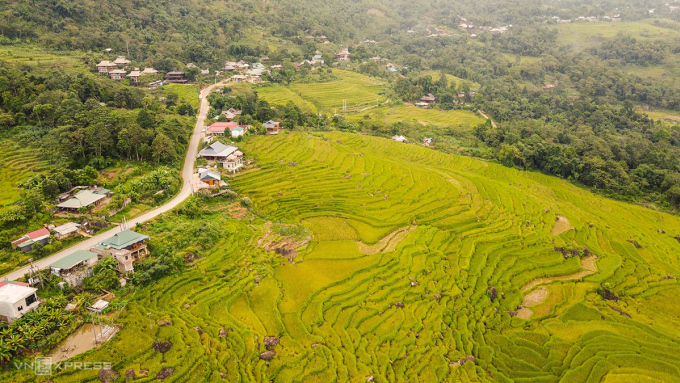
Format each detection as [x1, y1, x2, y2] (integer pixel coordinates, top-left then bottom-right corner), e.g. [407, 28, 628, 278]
[91, 314, 98, 344]
[147, 312, 152, 331]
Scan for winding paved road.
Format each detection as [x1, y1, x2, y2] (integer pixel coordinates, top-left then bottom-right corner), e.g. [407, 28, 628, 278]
[2, 82, 225, 282]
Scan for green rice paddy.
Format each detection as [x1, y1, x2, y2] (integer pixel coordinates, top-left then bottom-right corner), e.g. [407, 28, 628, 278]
[346, 104, 485, 127]
[23, 132, 680, 382]
[288, 69, 387, 111]
[255, 85, 319, 112]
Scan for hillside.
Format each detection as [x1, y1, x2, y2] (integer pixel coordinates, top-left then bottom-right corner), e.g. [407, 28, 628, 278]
[18, 132, 680, 382]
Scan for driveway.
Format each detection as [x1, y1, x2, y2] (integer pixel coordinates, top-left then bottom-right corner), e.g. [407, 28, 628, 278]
[2, 81, 227, 282]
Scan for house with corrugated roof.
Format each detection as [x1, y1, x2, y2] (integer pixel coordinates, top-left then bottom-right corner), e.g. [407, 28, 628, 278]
[97, 229, 150, 273]
[56, 189, 109, 212]
[11, 228, 51, 253]
[199, 169, 221, 186]
[198, 141, 239, 161]
[263, 120, 280, 135]
[50, 250, 100, 287]
[51, 222, 81, 240]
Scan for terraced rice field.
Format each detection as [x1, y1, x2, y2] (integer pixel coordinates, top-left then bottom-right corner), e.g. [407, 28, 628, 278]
[255, 85, 318, 112]
[289, 69, 387, 111]
[0, 141, 50, 210]
[347, 104, 485, 127]
[36, 132, 680, 382]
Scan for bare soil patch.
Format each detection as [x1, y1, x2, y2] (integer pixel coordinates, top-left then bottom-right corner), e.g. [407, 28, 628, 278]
[522, 287, 548, 307]
[357, 226, 414, 255]
[551, 215, 573, 236]
[521, 256, 597, 291]
[516, 308, 533, 319]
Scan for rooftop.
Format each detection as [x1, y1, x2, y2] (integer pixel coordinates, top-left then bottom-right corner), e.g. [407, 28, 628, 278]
[57, 190, 107, 209]
[198, 142, 239, 158]
[101, 229, 149, 250]
[0, 284, 37, 303]
[50, 250, 98, 270]
[53, 222, 80, 236]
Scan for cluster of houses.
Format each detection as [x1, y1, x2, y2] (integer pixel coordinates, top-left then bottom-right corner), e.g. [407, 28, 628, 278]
[225, 61, 269, 84]
[96, 57, 162, 84]
[548, 14, 622, 23]
[97, 56, 195, 84]
[0, 228, 150, 323]
[10, 221, 97, 253]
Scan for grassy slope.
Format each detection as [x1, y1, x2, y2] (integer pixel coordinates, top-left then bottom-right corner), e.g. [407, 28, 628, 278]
[163, 83, 201, 109]
[32, 132, 680, 382]
[553, 19, 680, 51]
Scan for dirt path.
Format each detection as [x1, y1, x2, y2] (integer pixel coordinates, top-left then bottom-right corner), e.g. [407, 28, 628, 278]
[550, 215, 573, 236]
[478, 110, 497, 128]
[521, 256, 597, 292]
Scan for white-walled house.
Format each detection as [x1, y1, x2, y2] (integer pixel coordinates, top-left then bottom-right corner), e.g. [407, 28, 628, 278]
[0, 282, 40, 323]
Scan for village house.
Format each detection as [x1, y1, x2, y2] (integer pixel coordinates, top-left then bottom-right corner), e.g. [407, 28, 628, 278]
[165, 71, 187, 83]
[232, 125, 249, 138]
[219, 110, 237, 121]
[263, 120, 280, 135]
[127, 69, 142, 83]
[51, 222, 81, 240]
[420, 93, 436, 104]
[113, 56, 131, 67]
[142, 67, 158, 75]
[198, 169, 221, 186]
[231, 74, 247, 82]
[415, 101, 430, 108]
[392, 135, 407, 143]
[109, 69, 127, 80]
[207, 122, 238, 136]
[312, 54, 325, 65]
[224, 150, 244, 173]
[337, 49, 350, 61]
[0, 282, 40, 323]
[423, 137, 434, 146]
[11, 228, 51, 253]
[95, 229, 150, 273]
[49, 250, 100, 287]
[198, 141, 239, 162]
[56, 189, 110, 212]
[96, 61, 117, 74]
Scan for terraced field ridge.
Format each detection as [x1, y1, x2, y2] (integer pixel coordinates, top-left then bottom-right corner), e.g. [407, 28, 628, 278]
[0, 140, 51, 210]
[32, 132, 680, 383]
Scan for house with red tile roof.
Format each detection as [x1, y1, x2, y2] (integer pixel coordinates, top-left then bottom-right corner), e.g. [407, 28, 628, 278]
[207, 122, 238, 136]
